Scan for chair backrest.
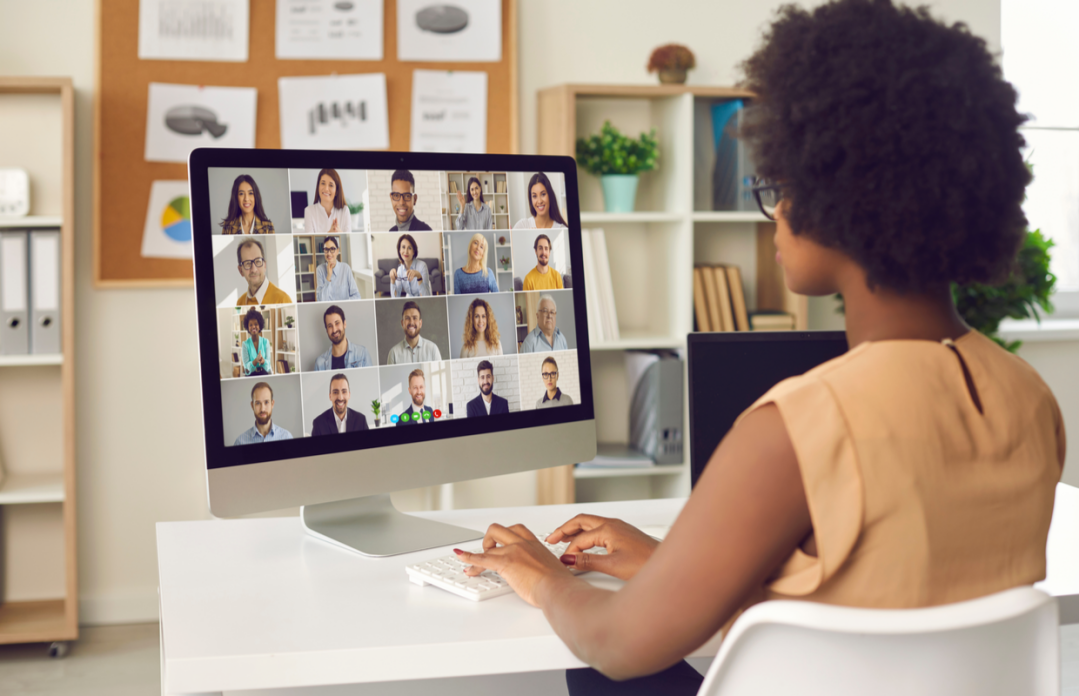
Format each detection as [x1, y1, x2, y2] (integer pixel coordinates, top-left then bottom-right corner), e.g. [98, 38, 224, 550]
[696, 587, 1059, 696]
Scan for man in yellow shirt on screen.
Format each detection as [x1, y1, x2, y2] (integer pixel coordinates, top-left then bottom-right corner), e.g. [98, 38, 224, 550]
[522, 234, 563, 291]
[236, 239, 293, 306]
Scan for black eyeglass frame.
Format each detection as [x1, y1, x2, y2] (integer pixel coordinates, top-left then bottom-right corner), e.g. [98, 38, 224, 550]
[750, 178, 785, 221]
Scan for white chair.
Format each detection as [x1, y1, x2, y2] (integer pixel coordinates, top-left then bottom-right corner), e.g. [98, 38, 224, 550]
[696, 586, 1059, 696]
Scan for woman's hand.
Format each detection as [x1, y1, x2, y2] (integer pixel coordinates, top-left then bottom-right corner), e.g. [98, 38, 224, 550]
[329, 218, 340, 233]
[406, 269, 422, 282]
[545, 515, 659, 581]
[457, 524, 576, 607]
[456, 190, 466, 208]
[389, 268, 398, 283]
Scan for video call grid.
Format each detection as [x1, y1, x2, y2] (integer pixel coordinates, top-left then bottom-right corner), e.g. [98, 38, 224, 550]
[210, 167, 578, 446]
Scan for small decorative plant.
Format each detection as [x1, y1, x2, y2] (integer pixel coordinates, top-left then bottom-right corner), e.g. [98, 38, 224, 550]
[499, 255, 511, 270]
[284, 315, 295, 328]
[347, 200, 364, 216]
[648, 44, 696, 84]
[576, 121, 659, 177]
[498, 235, 507, 245]
[371, 399, 382, 425]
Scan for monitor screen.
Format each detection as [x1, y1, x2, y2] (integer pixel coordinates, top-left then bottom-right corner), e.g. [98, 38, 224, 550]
[688, 332, 848, 487]
[190, 152, 594, 476]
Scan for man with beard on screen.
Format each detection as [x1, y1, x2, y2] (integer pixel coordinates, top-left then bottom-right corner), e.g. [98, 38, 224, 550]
[234, 382, 294, 445]
[311, 373, 369, 435]
[386, 301, 443, 364]
[315, 305, 372, 370]
[466, 360, 509, 417]
[396, 369, 435, 425]
[521, 234, 563, 291]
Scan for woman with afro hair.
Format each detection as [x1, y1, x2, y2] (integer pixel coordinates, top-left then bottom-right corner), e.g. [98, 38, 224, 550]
[452, 2, 1066, 693]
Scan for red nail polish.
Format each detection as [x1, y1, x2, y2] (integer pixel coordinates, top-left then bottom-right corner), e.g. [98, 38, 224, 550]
[453, 548, 464, 555]
[560, 554, 576, 565]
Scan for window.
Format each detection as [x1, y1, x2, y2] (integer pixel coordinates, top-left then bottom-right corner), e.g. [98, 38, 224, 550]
[1003, 0, 1079, 314]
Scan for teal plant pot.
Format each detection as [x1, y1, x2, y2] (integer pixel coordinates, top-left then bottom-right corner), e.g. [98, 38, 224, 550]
[601, 174, 640, 213]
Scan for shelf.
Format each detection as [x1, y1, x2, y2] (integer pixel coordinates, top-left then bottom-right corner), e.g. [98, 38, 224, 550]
[579, 212, 682, 224]
[692, 211, 769, 223]
[0, 600, 73, 645]
[575, 465, 685, 479]
[590, 331, 684, 351]
[0, 473, 64, 504]
[0, 354, 63, 367]
[0, 215, 62, 229]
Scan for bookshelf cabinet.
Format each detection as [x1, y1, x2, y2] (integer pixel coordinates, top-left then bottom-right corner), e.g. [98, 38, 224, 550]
[0, 77, 77, 652]
[535, 84, 808, 505]
[441, 171, 512, 231]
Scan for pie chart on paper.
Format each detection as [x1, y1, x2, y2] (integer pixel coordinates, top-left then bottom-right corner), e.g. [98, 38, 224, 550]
[161, 195, 192, 242]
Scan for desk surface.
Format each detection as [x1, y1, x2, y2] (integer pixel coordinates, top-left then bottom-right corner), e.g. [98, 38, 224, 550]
[157, 484, 1079, 695]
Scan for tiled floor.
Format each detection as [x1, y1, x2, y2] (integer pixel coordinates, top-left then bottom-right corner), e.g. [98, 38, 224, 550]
[0, 623, 1077, 695]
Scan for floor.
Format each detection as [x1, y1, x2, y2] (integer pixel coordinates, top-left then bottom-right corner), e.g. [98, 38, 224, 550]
[0, 623, 1077, 695]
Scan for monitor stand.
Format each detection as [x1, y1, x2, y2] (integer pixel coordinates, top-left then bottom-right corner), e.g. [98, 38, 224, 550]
[301, 493, 483, 557]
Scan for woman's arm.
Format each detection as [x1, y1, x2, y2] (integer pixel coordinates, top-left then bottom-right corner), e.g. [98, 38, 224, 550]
[488, 270, 499, 293]
[261, 338, 274, 374]
[411, 260, 431, 296]
[315, 265, 327, 302]
[340, 208, 351, 234]
[241, 340, 254, 375]
[346, 265, 361, 300]
[462, 403, 811, 681]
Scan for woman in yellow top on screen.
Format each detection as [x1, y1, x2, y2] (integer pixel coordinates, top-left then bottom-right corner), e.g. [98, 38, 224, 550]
[456, 177, 494, 230]
[513, 173, 567, 230]
[303, 168, 351, 236]
[460, 297, 503, 358]
[452, 3, 1065, 694]
[220, 174, 275, 235]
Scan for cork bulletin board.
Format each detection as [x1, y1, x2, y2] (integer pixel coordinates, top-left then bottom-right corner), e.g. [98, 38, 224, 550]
[93, 0, 519, 287]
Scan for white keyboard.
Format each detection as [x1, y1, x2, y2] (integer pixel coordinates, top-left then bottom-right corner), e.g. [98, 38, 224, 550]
[406, 531, 608, 601]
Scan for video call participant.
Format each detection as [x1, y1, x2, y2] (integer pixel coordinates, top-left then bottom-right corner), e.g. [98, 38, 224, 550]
[236, 239, 293, 305]
[453, 233, 499, 294]
[220, 174, 275, 235]
[455, 176, 493, 230]
[315, 305, 372, 370]
[536, 356, 574, 408]
[513, 172, 567, 230]
[388, 170, 432, 231]
[241, 307, 273, 376]
[522, 234, 563, 291]
[234, 382, 294, 445]
[389, 234, 432, 298]
[521, 294, 568, 352]
[311, 373, 369, 435]
[460, 297, 503, 358]
[316, 236, 362, 302]
[303, 168, 351, 236]
[466, 360, 509, 417]
[386, 301, 443, 364]
[396, 369, 434, 425]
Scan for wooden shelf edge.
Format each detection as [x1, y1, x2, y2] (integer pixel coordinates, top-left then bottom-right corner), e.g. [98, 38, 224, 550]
[0, 354, 63, 367]
[0, 473, 65, 505]
[544, 84, 756, 100]
[575, 465, 686, 479]
[0, 600, 75, 644]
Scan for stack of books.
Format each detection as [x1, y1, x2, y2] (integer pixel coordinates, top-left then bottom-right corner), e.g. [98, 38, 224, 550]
[693, 265, 795, 332]
[495, 181, 506, 193]
[581, 229, 620, 343]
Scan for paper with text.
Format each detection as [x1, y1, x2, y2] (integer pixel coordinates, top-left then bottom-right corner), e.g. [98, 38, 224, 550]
[410, 70, 488, 153]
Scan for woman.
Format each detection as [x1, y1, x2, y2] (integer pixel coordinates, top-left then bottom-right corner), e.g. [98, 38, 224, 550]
[316, 235, 361, 301]
[460, 297, 502, 358]
[303, 168, 351, 236]
[220, 175, 274, 235]
[454, 3, 1065, 694]
[240, 308, 272, 376]
[389, 233, 432, 298]
[535, 355, 572, 408]
[456, 177, 493, 230]
[453, 233, 499, 294]
[513, 172, 567, 230]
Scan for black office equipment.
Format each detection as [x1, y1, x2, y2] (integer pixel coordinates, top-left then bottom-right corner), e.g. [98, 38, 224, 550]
[688, 332, 848, 487]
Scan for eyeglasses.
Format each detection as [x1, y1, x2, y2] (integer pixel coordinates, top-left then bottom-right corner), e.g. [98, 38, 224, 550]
[541, 371, 558, 380]
[538, 309, 556, 317]
[323, 246, 338, 253]
[389, 192, 414, 202]
[239, 257, 265, 270]
[750, 178, 785, 221]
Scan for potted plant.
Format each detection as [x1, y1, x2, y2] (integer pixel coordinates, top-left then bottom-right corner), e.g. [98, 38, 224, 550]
[576, 120, 659, 213]
[498, 235, 507, 245]
[371, 399, 382, 428]
[499, 255, 511, 271]
[284, 315, 295, 328]
[647, 44, 696, 84]
[347, 200, 364, 216]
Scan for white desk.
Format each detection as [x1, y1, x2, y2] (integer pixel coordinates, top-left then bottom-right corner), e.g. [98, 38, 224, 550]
[157, 484, 1079, 695]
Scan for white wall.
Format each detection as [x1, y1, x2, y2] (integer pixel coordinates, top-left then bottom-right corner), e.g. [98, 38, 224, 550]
[0, 0, 1012, 626]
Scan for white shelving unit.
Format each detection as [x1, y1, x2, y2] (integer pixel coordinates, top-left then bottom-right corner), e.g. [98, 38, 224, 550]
[441, 171, 511, 231]
[0, 77, 78, 650]
[536, 84, 809, 506]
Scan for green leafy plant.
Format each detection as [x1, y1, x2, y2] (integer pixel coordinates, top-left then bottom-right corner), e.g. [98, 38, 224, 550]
[647, 44, 696, 73]
[499, 255, 511, 270]
[284, 315, 295, 328]
[348, 200, 365, 216]
[371, 399, 381, 418]
[575, 121, 659, 177]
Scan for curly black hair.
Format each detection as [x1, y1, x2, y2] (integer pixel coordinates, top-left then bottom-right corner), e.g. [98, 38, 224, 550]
[244, 307, 265, 333]
[740, 0, 1031, 293]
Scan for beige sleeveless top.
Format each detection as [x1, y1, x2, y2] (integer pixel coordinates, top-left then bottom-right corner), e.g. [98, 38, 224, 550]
[740, 330, 1065, 608]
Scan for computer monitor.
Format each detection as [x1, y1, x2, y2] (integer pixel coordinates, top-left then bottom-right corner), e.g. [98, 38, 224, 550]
[687, 332, 848, 487]
[189, 150, 596, 556]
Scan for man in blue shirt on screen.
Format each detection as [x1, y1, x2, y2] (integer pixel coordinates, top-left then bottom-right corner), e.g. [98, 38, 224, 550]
[234, 382, 294, 445]
[520, 294, 568, 353]
[315, 305, 372, 370]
